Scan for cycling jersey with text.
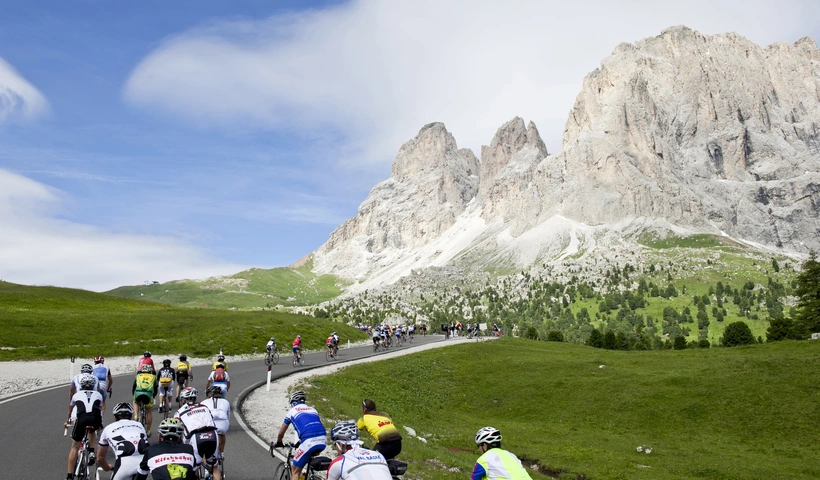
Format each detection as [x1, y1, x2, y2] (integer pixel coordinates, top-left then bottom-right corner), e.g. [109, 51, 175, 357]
[158, 367, 175, 386]
[327, 446, 392, 480]
[357, 413, 402, 443]
[283, 404, 326, 441]
[175, 403, 217, 438]
[99, 420, 148, 459]
[136, 441, 196, 480]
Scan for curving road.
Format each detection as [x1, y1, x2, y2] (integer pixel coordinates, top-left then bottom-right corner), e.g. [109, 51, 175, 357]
[5, 335, 444, 479]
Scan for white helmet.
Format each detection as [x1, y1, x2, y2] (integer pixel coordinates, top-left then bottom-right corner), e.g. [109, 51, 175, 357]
[475, 426, 502, 445]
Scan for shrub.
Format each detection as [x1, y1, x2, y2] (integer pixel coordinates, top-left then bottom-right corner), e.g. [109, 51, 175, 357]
[673, 335, 687, 350]
[547, 330, 564, 342]
[722, 321, 756, 347]
[524, 326, 538, 340]
[697, 339, 711, 348]
[586, 328, 603, 348]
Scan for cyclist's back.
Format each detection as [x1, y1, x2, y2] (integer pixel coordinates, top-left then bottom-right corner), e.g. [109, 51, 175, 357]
[328, 445, 392, 480]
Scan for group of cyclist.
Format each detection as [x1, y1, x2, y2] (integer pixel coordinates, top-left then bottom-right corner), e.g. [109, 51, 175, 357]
[65, 351, 232, 480]
[370, 324, 415, 349]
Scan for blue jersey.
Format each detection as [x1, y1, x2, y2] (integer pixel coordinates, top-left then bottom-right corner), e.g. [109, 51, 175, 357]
[283, 403, 326, 441]
[92, 364, 109, 384]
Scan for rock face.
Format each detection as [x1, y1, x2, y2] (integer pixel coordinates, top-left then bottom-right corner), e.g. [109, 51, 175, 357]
[309, 26, 820, 285]
[313, 122, 479, 278]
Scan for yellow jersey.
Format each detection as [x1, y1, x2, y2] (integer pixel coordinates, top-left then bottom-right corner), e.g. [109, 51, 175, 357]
[357, 412, 402, 443]
[212, 361, 228, 371]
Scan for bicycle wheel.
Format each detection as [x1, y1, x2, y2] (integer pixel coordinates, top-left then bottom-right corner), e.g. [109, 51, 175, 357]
[298, 355, 304, 366]
[264, 353, 273, 366]
[138, 404, 147, 431]
[219, 455, 225, 480]
[273, 462, 290, 480]
[292, 356, 298, 367]
[272, 351, 280, 365]
[326, 350, 332, 362]
[75, 447, 89, 480]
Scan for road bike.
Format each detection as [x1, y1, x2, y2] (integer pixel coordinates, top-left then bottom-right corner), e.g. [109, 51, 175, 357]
[270, 442, 331, 480]
[292, 350, 304, 367]
[197, 453, 225, 480]
[325, 344, 338, 361]
[69, 425, 98, 480]
[265, 348, 280, 366]
[136, 400, 148, 435]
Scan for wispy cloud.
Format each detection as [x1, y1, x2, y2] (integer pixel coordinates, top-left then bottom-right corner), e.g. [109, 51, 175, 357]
[122, 0, 820, 165]
[0, 169, 246, 292]
[0, 57, 49, 123]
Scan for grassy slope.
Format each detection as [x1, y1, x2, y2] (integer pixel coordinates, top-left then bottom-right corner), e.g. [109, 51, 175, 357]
[0, 281, 367, 361]
[304, 337, 820, 480]
[106, 261, 347, 309]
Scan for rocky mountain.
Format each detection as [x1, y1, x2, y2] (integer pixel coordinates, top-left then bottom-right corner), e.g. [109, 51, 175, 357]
[304, 26, 820, 292]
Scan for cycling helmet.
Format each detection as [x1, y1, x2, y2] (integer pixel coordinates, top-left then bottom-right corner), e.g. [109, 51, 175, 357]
[162, 359, 171, 366]
[289, 391, 306, 405]
[217, 354, 225, 361]
[215, 363, 225, 370]
[331, 421, 359, 443]
[81, 364, 93, 374]
[205, 385, 222, 397]
[79, 374, 97, 390]
[144, 351, 152, 357]
[112, 402, 134, 419]
[331, 332, 337, 336]
[179, 354, 187, 361]
[140, 364, 153, 373]
[296, 335, 301, 339]
[270, 337, 275, 341]
[475, 426, 502, 445]
[179, 387, 198, 403]
[94, 356, 104, 363]
[157, 418, 184, 441]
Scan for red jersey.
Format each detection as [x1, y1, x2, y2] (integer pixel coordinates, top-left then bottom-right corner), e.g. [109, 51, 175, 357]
[293, 338, 302, 348]
[138, 357, 155, 372]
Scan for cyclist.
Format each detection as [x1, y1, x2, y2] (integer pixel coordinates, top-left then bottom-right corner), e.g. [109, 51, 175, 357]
[175, 354, 192, 402]
[471, 426, 532, 480]
[137, 351, 155, 373]
[92, 356, 113, 410]
[206, 362, 230, 398]
[358, 399, 402, 460]
[292, 334, 302, 360]
[326, 333, 336, 356]
[273, 391, 327, 480]
[136, 418, 196, 480]
[327, 421, 392, 480]
[408, 324, 415, 341]
[97, 402, 148, 480]
[372, 328, 381, 348]
[202, 385, 231, 456]
[175, 387, 221, 480]
[266, 337, 277, 353]
[132, 364, 158, 438]
[68, 364, 98, 420]
[211, 354, 228, 372]
[157, 359, 176, 414]
[64, 373, 103, 480]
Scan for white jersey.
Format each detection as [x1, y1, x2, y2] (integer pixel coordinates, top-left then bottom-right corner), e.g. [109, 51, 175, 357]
[70, 389, 103, 420]
[200, 397, 231, 434]
[207, 370, 230, 383]
[327, 446, 392, 480]
[99, 420, 148, 459]
[175, 403, 216, 438]
[71, 373, 100, 392]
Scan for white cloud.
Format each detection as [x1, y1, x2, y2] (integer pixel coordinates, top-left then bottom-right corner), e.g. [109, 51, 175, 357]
[123, 0, 820, 164]
[0, 58, 49, 123]
[0, 169, 246, 292]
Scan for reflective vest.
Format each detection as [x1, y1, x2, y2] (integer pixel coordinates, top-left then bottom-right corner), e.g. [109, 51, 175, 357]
[474, 448, 532, 480]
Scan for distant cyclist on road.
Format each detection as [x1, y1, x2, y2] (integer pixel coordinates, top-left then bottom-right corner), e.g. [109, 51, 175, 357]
[135, 418, 196, 480]
[156, 359, 175, 414]
[358, 399, 402, 460]
[471, 427, 532, 480]
[175, 354, 192, 402]
[327, 421, 392, 480]
[68, 364, 98, 420]
[137, 351, 155, 373]
[266, 337, 277, 353]
[211, 354, 228, 372]
[206, 362, 230, 398]
[292, 335, 302, 358]
[92, 356, 113, 410]
[97, 402, 148, 480]
[64, 374, 103, 480]
[273, 391, 327, 480]
[132, 364, 158, 437]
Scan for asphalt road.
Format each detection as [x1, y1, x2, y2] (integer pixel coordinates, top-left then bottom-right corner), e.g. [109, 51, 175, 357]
[6, 334, 443, 480]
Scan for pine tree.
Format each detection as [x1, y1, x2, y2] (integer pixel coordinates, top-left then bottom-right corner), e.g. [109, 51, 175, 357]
[794, 251, 820, 336]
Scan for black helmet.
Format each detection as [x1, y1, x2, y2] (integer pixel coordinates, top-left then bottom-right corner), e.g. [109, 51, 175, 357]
[217, 354, 225, 361]
[179, 354, 187, 361]
[144, 351, 152, 358]
[289, 391, 306, 405]
[162, 359, 171, 366]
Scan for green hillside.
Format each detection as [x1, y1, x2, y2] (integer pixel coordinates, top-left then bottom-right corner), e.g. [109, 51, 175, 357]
[0, 280, 367, 361]
[304, 337, 820, 480]
[107, 260, 348, 309]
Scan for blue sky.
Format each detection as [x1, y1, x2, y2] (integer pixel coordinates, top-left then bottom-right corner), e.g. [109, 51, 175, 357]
[1, 0, 818, 291]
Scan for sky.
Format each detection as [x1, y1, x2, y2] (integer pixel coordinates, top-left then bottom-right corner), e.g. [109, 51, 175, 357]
[1, 0, 818, 292]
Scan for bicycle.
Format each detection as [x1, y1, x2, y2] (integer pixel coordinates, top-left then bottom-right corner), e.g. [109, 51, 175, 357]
[69, 425, 97, 480]
[197, 453, 225, 480]
[270, 442, 331, 480]
[325, 346, 336, 362]
[136, 400, 148, 434]
[265, 348, 280, 366]
[292, 351, 304, 367]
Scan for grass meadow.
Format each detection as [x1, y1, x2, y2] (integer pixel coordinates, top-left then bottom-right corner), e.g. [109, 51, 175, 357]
[303, 337, 820, 480]
[0, 281, 368, 361]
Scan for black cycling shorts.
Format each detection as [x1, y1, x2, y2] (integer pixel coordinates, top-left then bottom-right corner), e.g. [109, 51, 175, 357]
[72, 412, 103, 442]
[193, 430, 219, 465]
[374, 439, 402, 460]
[176, 371, 189, 383]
